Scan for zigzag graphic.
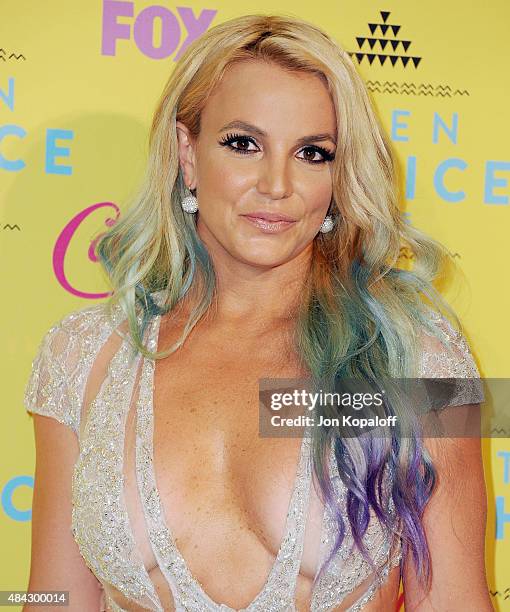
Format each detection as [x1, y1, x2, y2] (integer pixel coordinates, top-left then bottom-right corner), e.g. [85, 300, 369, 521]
[365, 81, 470, 96]
[490, 588, 510, 600]
[3, 224, 21, 231]
[0, 49, 26, 61]
[398, 235, 461, 263]
[349, 12, 469, 96]
[396, 250, 461, 260]
[490, 427, 510, 436]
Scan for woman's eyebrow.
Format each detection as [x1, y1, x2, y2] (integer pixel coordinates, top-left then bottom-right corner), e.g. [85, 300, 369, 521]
[219, 120, 337, 146]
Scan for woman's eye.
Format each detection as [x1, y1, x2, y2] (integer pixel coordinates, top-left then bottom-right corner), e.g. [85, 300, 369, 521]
[298, 147, 332, 164]
[231, 137, 257, 153]
[219, 135, 258, 154]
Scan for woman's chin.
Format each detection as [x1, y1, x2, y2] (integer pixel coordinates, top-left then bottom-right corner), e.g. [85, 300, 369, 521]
[235, 249, 296, 268]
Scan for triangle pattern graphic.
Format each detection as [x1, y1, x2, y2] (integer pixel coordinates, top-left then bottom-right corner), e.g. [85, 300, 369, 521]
[351, 10, 422, 68]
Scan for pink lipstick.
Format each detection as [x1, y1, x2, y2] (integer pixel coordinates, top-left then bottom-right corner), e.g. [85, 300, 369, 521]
[241, 211, 297, 234]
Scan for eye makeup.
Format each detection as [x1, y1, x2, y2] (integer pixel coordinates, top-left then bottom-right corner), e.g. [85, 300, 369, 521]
[218, 132, 335, 164]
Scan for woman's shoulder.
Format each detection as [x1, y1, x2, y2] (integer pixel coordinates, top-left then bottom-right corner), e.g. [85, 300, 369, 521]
[46, 299, 125, 337]
[24, 299, 127, 439]
[27, 299, 128, 373]
[417, 308, 481, 378]
[416, 307, 485, 408]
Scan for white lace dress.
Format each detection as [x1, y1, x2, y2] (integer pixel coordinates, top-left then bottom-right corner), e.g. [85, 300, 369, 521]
[24, 293, 484, 611]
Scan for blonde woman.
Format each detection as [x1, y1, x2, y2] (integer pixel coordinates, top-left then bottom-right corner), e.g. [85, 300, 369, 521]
[24, 13, 491, 612]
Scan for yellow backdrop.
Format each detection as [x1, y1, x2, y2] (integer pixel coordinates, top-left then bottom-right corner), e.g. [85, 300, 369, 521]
[2, 1, 508, 609]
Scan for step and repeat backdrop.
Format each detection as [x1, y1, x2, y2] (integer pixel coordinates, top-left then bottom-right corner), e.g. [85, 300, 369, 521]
[1, 1, 509, 609]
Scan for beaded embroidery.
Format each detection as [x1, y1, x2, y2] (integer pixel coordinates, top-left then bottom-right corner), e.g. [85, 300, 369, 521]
[71, 335, 163, 611]
[24, 297, 483, 611]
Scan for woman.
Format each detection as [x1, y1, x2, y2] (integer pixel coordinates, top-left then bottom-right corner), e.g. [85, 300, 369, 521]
[23, 13, 491, 612]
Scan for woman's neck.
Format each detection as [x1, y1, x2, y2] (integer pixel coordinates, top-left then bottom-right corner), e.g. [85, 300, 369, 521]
[204, 257, 310, 328]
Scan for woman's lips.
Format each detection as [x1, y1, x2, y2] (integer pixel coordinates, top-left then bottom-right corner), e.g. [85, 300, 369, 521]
[241, 214, 296, 234]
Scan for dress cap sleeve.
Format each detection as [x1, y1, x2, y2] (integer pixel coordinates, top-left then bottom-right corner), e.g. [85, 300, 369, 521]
[419, 310, 485, 409]
[24, 303, 116, 440]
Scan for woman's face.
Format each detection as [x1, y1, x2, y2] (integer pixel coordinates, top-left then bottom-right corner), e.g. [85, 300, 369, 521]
[176, 59, 337, 268]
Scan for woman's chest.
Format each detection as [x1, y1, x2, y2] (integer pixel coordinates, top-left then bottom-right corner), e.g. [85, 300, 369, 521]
[75, 316, 401, 611]
[126, 346, 325, 585]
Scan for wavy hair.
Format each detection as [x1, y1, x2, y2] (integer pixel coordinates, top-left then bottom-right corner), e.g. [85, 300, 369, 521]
[96, 12, 465, 594]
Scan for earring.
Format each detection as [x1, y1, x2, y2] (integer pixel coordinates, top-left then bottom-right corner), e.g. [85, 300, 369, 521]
[319, 214, 334, 233]
[181, 186, 198, 214]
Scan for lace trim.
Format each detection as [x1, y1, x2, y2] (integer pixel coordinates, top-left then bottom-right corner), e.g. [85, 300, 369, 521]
[419, 310, 485, 407]
[70, 304, 164, 612]
[24, 304, 115, 439]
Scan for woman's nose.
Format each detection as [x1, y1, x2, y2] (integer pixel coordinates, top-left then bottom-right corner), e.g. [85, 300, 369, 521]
[256, 154, 293, 200]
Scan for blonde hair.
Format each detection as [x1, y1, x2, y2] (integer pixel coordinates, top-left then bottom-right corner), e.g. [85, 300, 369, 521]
[96, 13, 463, 590]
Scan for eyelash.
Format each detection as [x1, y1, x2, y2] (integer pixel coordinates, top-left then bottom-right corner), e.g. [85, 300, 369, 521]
[218, 132, 335, 164]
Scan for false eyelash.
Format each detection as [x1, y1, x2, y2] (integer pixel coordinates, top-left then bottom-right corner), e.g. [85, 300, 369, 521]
[218, 132, 335, 164]
[218, 132, 255, 154]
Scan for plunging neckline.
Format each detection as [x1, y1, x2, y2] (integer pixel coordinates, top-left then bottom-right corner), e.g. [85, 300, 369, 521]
[134, 311, 313, 611]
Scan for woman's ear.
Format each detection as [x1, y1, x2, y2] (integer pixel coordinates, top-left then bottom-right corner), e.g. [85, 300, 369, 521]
[176, 121, 197, 190]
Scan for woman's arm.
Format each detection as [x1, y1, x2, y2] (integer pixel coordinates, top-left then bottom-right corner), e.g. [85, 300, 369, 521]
[402, 403, 493, 611]
[23, 415, 103, 612]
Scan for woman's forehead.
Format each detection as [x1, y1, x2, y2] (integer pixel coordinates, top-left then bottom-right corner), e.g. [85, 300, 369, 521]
[201, 60, 337, 138]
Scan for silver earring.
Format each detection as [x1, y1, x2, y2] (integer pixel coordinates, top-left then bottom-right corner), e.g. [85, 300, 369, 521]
[181, 187, 198, 214]
[319, 214, 334, 233]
